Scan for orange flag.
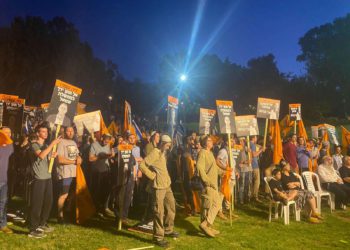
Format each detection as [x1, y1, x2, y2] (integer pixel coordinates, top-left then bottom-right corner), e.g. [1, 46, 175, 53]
[99, 112, 109, 135]
[221, 166, 232, 202]
[272, 120, 283, 164]
[76, 164, 96, 224]
[341, 126, 350, 155]
[0, 130, 13, 145]
[107, 121, 119, 136]
[280, 115, 293, 138]
[123, 101, 136, 136]
[298, 119, 308, 140]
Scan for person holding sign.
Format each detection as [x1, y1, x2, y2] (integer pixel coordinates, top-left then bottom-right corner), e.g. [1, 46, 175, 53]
[139, 134, 179, 248]
[28, 124, 61, 238]
[250, 136, 264, 203]
[197, 135, 222, 238]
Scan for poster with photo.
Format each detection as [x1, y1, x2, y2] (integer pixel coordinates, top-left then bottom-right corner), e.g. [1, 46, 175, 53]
[73, 110, 102, 136]
[257, 97, 280, 120]
[0, 94, 19, 127]
[167, 96, 178, 137]
[235, 115, 259, 137]
[289, 103, 301, 121]
[324, 124, 339, 145]
[45, 80, 82, 127]
[1, 97, 25, 139]
[216, 100, 235, 134]
[199, 108, 216, 135]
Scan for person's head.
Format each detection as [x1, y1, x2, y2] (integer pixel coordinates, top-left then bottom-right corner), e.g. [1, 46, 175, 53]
[343, 156, 350, 167]
[335, 145, 342, 154]
[35, 124, 48, 140]
[291, 134, 297, 143]
[298, 137, 305, 146]
[309, 139, 316, 147]
[128, 133, 136, 146]
[195, 138, 201, 150]
[322, 155, 333, 166]
[191, 132, 197, 140]
[239, 137, 246, 147]
[279, 159, 291, 172]
[272, 168, 281, 180]
[64, 126, 75, 140]
[250, 135, 257, 143]
[159, 134, 172, 152]
[151, 131, 160, 145]
[200, 135, 213, 150]
[117, 135, 124, 145]
[101, 134, 112, 146]
[58, 103, 68, 115]
[0, 126, 11, 138]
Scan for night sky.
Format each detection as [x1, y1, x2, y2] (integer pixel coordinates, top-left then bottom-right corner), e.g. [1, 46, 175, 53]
[1, 0, 350, 83]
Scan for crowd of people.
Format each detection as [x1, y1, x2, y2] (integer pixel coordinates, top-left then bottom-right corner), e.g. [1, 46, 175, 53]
[1, 121, 350, 248]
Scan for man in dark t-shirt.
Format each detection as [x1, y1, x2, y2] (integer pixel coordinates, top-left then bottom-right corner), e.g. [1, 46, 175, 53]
[339, 156, 350, 188]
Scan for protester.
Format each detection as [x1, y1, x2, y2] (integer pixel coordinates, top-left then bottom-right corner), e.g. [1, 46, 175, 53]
[0, 127, 14, 234]
[318, 141, 330, 164]
[56, 126, 82, 223]
[283, 134, 298, 172]
[89, 133, 115, 217]
[296, 137, 310, 173]
[317, 156, 350, 208]
[280, 160, 322, 223]
[144, 131, 160, 156]
[139, 134, 179, 248]
[332, 145, 343, 172]
[249, 135, 264, 203]
[308, 139, 319, 172]
[237, 138, 252, 205]
[29, 124, 60, 238]
[197, 135, 222, 238]
[339, 156, 350, 188]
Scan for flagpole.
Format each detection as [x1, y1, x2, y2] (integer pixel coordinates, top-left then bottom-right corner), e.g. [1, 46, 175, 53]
[227, 133, 233, 226]
[48, 124, 61, 173]
[294, 120, 297, 135]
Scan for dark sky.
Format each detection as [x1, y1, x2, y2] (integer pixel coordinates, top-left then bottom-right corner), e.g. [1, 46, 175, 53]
[1, 0, 350, 83]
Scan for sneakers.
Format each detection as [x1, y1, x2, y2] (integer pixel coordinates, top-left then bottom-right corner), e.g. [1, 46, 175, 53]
[208, 226, 220, 235]
[199, 221, 215, 238]
[154, 239, 170, 248]
[0, 226, 13, 234]
[28, 229, 46, 238]
[165, 231, 180, 238]
[103, 208, 115, 218]
[38, 224, 54, 233]
[217, 211, 228, 221]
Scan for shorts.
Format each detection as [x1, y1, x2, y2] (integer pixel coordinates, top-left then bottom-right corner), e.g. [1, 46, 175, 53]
[58, 177, 75, 195]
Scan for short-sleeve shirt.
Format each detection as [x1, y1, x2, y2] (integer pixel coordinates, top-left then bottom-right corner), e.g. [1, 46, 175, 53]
[217, 147, 236, 180]
[31, 142, 51, 180]
[281, 172, 300, 190]
[249, 142, 259, 169]
[0, 144, 14, 183]
[56, 139, 79, 179]
[269, 178, 283, 200]
[90, 141, 111, 172]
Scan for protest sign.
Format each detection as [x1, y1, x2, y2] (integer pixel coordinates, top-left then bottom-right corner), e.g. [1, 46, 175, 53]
[1, 97, 25, 139]
[216, 100, 235, 134]
[73, 110, 102, 136]
[167, 96, 179, 138]
[289, 103, 301, 121]
[45, 80, 82, 127]
[199, 108, 216, 135]
[235, 115, 259, 137]
[257, 97, 280, 120]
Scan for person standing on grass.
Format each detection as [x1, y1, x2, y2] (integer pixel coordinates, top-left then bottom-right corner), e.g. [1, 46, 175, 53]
[0, 127, 14, 234]
[139, 134, 179, 248]
[249, 135, 264, 203]
[28, 124, 61, 238]
[283, 134, 298, 173]
[197, 135, 222, 238]
[56, 126, 82, 223]
[296, 137, 311, 173]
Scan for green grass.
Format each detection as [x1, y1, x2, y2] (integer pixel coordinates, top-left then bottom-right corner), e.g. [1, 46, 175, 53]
[1, 197, 350, 250]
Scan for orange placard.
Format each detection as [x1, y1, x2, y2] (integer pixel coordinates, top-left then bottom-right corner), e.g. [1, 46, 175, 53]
[55, 79, 82, 95]
[168, 95, 179, 105]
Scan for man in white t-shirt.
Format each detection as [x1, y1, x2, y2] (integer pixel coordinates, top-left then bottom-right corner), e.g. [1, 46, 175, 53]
[56, 126, 81, 223]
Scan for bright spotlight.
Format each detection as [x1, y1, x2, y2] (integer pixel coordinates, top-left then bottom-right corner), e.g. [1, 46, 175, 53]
[180, 74, 187, 82]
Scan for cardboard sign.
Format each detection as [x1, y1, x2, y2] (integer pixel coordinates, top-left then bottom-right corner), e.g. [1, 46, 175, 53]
[45, 80, 82, 127]
[289, 104, 301, 121]
[118, 144, 133, 163]
[73, 110, 102, 136]
[257, 97, 280, 120]
[0, 97, 25, 139]
[167, 96, 179, 137]
[323, 124, 339, 145]
[199, 108, 216, 135]
[216, 100, 235, 134]
[23, 105, 44, 134]
[235, 115, 259, 137]
[311, 126, 319, 139]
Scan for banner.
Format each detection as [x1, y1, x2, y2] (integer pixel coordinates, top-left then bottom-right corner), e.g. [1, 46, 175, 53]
[167, 96, 179, 137]
[0, 94, 19, 128]
[199, 108, 216, 135]
[0, 97, 25, 139]
[311, 126, 319, 139]
[73, 111, 102, 136]
[257, 97, 280, 120]
[216, 100, 235, 134]
[45, 80, 82, 127]
[324, 124, 339, 145]
[289, 103, 301, 121]
[234, 115, 259, 137]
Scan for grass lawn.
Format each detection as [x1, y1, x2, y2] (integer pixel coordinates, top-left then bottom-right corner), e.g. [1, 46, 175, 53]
[1, 196, 350, 250]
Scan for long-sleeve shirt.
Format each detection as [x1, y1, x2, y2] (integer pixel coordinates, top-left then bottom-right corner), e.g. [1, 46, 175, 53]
[296, 146, 310, 169]
[139, 148, 171, 189]
[317, 164, 342, 184]
[283, 142, 297, 169]
[196, 149, 219, 190]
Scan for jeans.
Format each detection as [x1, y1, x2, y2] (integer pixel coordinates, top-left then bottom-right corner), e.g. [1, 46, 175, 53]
[0, 182, 8, 227]
[239, 171, 252, 203]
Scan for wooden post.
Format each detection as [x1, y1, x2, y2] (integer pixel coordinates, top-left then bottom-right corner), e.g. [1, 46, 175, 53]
[48, 124, 61, 173]
[247, 136, 251, 166]
[263, 118, 268, 149]
[227, 133, 233, 226]
[294, 120, 297, 135]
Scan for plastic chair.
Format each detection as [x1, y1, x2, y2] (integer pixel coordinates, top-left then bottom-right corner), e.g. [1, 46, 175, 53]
[295, 174, 305, 190]
[264, 177, 300, 225]
[302, 171, 334, 214]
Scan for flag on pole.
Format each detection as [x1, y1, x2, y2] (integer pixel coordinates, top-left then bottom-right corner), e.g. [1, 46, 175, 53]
[298, 119, 308, 140]
[272, 120, 283, 165]
[341, 126, 350, 155]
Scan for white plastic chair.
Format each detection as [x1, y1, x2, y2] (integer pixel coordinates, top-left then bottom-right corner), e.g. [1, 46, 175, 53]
[264, 177, 300, 225]
[295, 174, 305, 190]
[302, 171, 335, 214]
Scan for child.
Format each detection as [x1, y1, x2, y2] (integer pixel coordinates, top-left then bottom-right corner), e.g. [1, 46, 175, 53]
[269, 169, 296, 204]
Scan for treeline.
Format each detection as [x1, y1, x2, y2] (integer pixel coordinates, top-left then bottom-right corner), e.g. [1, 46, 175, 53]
[1, 14, 350, 124]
